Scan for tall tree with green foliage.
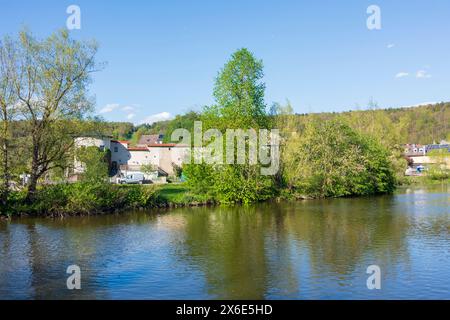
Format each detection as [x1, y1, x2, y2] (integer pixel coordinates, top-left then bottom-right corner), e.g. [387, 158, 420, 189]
[9, 29, 102, 200]
[184, 48, 275, 203]
[203, 48, 269, 130]
[0, 36, 17, 205]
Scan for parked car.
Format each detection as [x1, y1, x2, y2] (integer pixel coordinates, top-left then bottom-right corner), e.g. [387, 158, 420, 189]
[118, 173, 145, 184]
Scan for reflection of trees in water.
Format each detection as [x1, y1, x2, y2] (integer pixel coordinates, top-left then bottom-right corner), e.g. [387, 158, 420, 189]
[0, 222, 34, 299]
[177, 206, 269, 299]
[285, 196, 412, 277]
[0, 212, 158, 299]
[1, 185, 447, 299]
[176, 204, 300, 299]
[175, 195, 425, 298]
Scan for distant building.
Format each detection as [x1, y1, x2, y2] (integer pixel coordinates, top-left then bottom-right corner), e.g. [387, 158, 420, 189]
[137, 134, 164, 147]
[403, 141, 450, 174]
[403, 144, 426, 157]
[425, 140, 450, 154]
[74, 135, 188, 181]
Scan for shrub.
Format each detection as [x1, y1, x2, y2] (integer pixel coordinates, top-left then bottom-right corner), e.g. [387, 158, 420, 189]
[5, 183, 159, 217]
[282, 120, 396, 198]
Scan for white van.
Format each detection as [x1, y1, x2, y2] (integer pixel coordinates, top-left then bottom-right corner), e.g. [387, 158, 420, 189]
[118, 173, 145, 184]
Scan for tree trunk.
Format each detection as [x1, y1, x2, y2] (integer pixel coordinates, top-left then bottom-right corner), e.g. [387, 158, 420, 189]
[0, 138, 8, 206]
[0, 110, 9, 206]
[26, 143, 40, 202]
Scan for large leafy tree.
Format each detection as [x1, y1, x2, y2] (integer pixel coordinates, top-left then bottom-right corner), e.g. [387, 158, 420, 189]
[10, 29, 102, 200]
[204, 48, 269, 130]
[185, 48, 275, 203]
[0, 36, 17, 205]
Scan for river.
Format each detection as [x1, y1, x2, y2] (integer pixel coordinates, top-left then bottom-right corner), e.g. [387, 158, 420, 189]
[0, 184, 449, 299]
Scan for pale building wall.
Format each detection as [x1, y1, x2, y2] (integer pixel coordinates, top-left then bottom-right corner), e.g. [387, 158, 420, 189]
[75, 137, 192, 178]
[149, 146, 189, 175]
[111, 141, 130, 166]
[411, 156, 450, 168]
[74, 137, 111, 150]
[127, 150, 157, 166]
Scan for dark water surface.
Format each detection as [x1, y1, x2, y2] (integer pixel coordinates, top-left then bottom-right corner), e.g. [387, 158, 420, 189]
[1, 184, 449, 299]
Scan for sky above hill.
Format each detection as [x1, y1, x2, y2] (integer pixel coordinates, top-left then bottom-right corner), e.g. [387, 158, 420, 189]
[1, 0, 450, 123]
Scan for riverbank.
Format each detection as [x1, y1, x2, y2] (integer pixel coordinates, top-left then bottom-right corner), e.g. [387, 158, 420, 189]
[0, 183, 217, 219]
[2, 177, 449, 219]
[401, 175, 450, 186]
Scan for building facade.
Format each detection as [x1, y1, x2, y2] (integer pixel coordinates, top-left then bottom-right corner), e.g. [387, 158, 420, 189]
[74, 135, 189, 179]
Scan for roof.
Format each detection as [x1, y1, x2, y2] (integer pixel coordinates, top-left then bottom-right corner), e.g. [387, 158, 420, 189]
[138, 134, 163, 145]
[426, 144, 450, 152]
[75, 134, 113, 139]
[147, 143, 177, 147]
[127, 147, 149, 151]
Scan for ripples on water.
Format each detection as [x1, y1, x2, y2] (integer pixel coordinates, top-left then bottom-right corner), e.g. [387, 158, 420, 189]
[0, 184, 449, 299]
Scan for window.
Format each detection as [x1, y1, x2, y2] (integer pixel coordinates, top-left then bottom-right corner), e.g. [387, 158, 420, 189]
[114, 147, 118, 152]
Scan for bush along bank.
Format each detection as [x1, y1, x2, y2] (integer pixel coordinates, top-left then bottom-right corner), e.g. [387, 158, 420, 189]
[0, 182, 220, 218]
[1, 183, 161, 218]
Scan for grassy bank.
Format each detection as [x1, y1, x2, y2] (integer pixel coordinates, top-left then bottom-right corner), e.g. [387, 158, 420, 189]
[0, 182, 217, 218]
[401, 175, 450, 186]
[2, 177, 448, 219]
[157, 184, 215, 206]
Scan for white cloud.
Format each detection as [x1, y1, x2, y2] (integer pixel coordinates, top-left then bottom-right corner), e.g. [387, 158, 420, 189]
[396, 101, 438, 108]
[122, 106, 135, 112]
[395, 72, 409, 78]
[416, 70, 431, 78]
[387, 44, 395, 49]
[98, 103, 140, 121]
[99, 103, 120, 114]
[138, 112, 173, 125]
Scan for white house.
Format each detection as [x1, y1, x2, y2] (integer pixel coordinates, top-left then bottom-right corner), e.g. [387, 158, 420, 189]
[74, 135, 189, 179]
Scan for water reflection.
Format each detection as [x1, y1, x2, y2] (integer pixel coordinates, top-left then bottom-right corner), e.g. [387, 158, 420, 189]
[0, 184, 449, 299]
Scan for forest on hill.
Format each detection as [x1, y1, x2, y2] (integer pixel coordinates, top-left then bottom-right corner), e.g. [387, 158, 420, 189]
[106, 102, 449, 147]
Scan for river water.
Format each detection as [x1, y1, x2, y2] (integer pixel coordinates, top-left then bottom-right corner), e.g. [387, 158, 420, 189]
[0, 184, 449, 299]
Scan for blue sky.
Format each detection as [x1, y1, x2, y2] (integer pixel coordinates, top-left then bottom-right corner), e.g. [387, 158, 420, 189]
[1, 0, 449, 123]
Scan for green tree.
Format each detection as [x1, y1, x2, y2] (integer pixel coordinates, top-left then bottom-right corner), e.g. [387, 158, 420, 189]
[164, 111, 201, 143]
[75, 146, 109, 183]
[141, 163, 157, 174]
[203, 48, 269, 130]
[283, 119, 396, 198]
[0, 36, 17, 205]
[427, 149, 450, 180]
[9, 29, 102, 200]
[184, 48, 275, 203]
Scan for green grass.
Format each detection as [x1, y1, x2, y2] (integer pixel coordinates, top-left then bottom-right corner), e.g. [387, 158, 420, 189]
[402, 175, 450, 186]
[157, 184, 189, 202]
[156, 183, 215, 205]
